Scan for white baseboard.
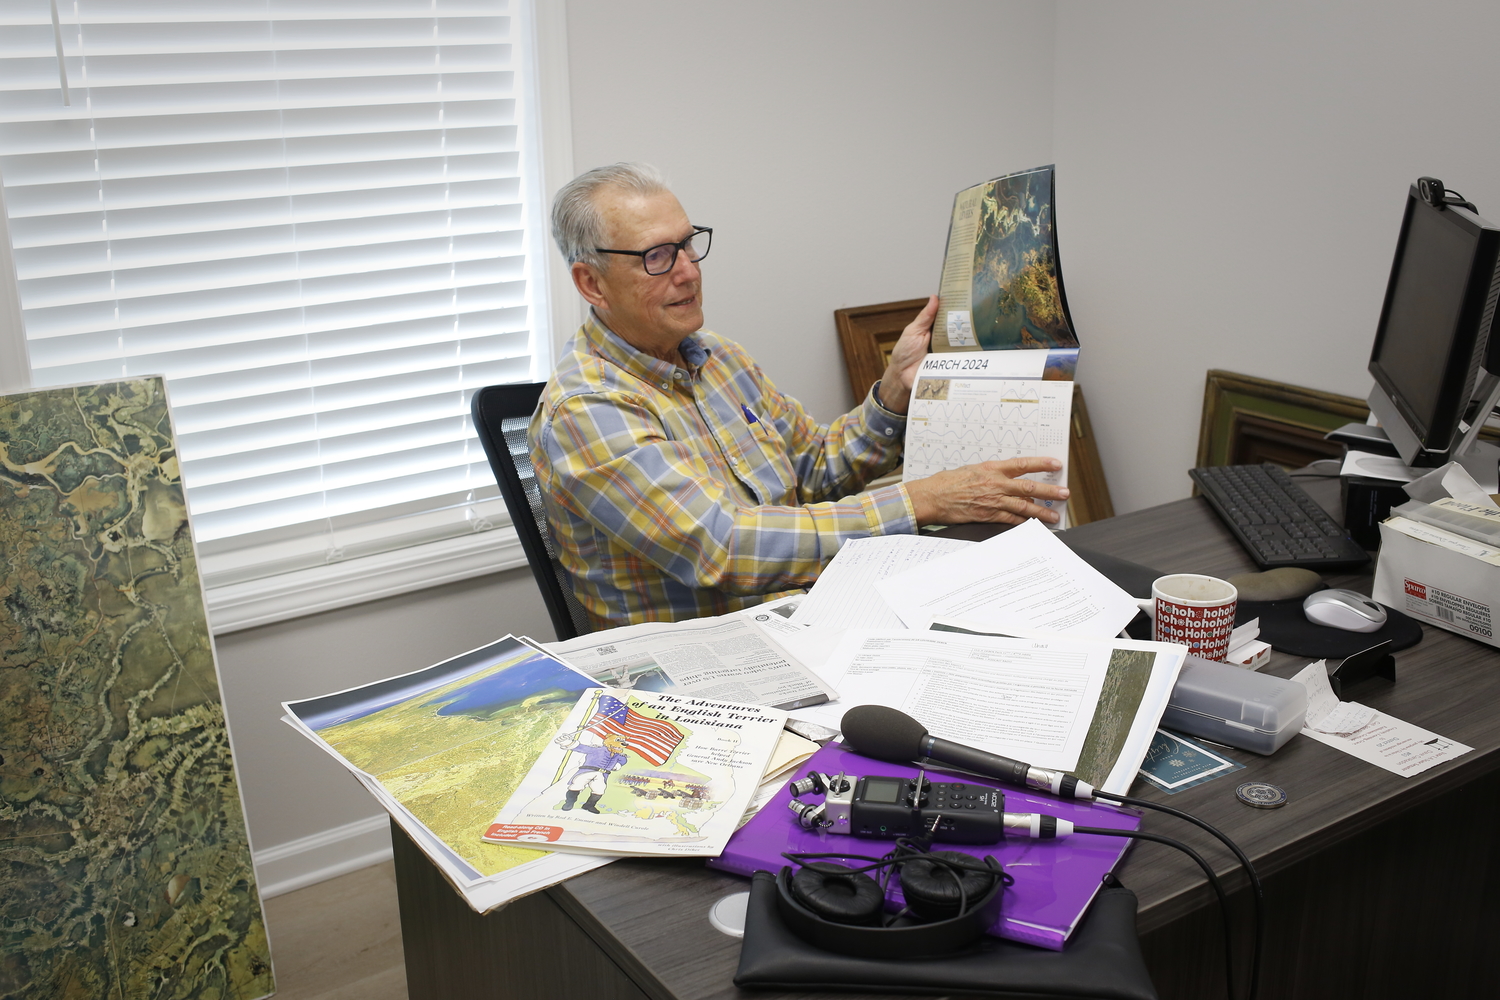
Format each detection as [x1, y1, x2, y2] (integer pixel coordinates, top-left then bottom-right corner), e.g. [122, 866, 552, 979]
[254, 814, 393, 899]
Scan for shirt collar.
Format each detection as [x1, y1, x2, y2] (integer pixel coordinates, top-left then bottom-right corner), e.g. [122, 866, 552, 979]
[584, 309, 710, 379]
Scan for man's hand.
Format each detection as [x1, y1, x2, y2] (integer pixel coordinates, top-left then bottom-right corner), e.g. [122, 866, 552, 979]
[905, 457, 1070, 526]
[874, 295, 938, 414]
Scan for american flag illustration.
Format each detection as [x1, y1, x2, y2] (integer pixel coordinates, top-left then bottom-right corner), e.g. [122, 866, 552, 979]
[584, 695, 684, 766]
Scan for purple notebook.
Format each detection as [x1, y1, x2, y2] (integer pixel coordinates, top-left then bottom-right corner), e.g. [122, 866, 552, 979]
[710, 742, 1141, 951]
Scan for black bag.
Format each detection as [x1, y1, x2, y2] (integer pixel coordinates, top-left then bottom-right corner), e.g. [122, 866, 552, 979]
[734, 871, 1158, 1000]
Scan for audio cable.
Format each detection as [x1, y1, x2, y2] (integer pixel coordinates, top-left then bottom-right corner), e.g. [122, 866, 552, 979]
[838, 705, 1263, 1000]
[1073, 825, 1241, 1000]
[1092, 790, 1263, 1000]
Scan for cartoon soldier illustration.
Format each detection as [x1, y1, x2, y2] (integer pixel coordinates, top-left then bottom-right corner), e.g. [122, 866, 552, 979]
[555, 729, 629, 814]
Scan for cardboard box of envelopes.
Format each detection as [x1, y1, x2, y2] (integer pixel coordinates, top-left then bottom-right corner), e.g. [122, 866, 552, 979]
[1372, 497, 1500, 650]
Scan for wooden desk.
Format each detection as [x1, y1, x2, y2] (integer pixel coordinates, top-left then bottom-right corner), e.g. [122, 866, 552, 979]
[394, 485, 1500, 1000]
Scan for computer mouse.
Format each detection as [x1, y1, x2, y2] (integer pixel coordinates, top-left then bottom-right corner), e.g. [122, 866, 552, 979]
[1302, 589, 1388, 633]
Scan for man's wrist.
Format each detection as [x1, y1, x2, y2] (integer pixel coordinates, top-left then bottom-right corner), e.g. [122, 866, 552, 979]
[871, 379, 910, 417]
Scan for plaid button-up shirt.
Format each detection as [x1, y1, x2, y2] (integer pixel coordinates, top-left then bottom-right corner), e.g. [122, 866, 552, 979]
[530, 315, 915, 628]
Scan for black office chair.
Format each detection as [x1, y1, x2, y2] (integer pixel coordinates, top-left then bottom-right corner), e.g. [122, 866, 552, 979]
[471, 382, 592, 641]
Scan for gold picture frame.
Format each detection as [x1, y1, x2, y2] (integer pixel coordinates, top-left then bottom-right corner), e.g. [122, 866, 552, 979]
[1196, 370, 1369, 470]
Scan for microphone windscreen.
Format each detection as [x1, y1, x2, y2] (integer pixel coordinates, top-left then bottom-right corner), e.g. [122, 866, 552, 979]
[840, 705, 928, 761]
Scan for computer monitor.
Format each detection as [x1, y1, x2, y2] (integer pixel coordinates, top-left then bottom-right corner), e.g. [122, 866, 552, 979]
[1367, 182, 1500, 483]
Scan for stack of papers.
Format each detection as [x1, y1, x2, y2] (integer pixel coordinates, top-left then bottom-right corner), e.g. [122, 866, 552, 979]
[875, 520, 1142, 636]
[766, 519, 1185, 796]
[786, 628, 1182, 796]
[284, 636, 809, 907]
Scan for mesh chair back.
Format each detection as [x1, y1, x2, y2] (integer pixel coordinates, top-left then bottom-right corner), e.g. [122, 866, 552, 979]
[471, 383, 592, 641]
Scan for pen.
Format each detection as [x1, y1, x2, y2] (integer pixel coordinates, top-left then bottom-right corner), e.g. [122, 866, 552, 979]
[741, 404, 759, 424]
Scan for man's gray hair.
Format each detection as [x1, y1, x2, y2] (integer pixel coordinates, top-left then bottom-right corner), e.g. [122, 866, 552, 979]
[551, 162, 670, 269]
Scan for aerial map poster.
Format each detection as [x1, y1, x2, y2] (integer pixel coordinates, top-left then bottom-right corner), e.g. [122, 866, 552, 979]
[933, 164, 1077, 353]
[0, 378, 273, 1000]
[282, 635, 611, 907]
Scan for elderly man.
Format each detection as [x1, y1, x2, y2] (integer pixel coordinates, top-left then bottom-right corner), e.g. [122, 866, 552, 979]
[531, 163, 1068, 628]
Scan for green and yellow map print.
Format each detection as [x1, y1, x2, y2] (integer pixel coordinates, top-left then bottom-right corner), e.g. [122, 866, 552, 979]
[1, 379, 273, 1000]
[970, 166, 1077, 351]
[298, 638, 597, 879]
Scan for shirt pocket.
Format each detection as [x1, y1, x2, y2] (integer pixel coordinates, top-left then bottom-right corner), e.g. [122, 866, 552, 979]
[730, 410, 800, 505]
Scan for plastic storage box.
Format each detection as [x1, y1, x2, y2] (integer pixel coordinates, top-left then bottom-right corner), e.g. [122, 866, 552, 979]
[1160, 655, 1308, 755]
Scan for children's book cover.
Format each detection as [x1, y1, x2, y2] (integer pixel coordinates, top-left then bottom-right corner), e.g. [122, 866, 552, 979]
[483, 689, 785, 856]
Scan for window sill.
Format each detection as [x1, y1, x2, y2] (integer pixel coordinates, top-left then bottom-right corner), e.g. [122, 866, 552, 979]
[205, 526, 529, 635]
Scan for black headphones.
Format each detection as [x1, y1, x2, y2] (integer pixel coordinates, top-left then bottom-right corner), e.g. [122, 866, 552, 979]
[774, 841, 1012, 959]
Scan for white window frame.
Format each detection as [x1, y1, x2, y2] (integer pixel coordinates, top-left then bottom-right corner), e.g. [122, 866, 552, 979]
[0, 0, 581, 634]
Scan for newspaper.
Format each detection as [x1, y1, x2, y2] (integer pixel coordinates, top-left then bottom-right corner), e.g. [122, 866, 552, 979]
[482, 688, 786, 856]
[544, 613, 835, 711]
[908, 165, 1078, 518]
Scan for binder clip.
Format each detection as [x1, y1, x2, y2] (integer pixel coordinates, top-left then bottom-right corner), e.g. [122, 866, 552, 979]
[1328, 640, 1396, 700]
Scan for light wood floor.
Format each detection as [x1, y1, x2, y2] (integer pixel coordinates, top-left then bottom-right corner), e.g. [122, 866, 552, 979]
[261, 861, 408, 1000]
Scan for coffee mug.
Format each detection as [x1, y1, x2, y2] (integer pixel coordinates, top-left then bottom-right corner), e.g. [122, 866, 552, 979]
[1137, 574, 1239, 660]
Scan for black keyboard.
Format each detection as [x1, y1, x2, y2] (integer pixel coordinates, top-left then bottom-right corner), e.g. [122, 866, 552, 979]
[1189, 464, 1370, 570]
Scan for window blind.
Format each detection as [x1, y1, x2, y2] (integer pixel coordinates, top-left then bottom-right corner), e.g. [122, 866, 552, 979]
[0, 0, 544, 591]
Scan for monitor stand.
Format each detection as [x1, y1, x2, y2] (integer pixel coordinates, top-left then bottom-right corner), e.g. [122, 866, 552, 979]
[1365, 373, 1500, 494]
[1451, 370, 1500, 493]
[1452, 439, 1500, 494]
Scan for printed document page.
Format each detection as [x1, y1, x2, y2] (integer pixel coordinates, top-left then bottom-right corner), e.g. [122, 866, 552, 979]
[791, 534, 975, 632]
[925, 620, 1184, 796]
[875, 519, 1141, 638]
[545, 615, 833, 711]
[790, 631, 1112, 774]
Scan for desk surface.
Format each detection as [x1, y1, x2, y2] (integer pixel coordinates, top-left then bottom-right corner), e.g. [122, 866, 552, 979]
[400, 482, 1500, 1000]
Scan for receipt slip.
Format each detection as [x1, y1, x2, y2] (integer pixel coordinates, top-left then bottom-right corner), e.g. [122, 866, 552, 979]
[1291, 660, 1472, 777]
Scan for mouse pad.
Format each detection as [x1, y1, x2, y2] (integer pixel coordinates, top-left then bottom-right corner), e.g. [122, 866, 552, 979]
[1236, 595, 1422, 659]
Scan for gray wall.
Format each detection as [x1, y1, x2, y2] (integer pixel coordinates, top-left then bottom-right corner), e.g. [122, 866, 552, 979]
[562, 0, 1058, 418]
[210, 0, 1500, 881]
[1054, 0, 1500, 512]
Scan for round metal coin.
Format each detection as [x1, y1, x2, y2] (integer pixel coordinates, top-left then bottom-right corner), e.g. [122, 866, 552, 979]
[1235, 781, 1288, 809]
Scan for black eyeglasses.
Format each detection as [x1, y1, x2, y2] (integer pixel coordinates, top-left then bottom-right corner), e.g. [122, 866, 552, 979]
[595, 226, 712, 275]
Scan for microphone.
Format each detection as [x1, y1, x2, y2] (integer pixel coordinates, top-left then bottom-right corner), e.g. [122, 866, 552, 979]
[839, 705, 1096, 801]
[1005, 812, 1074, 839]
